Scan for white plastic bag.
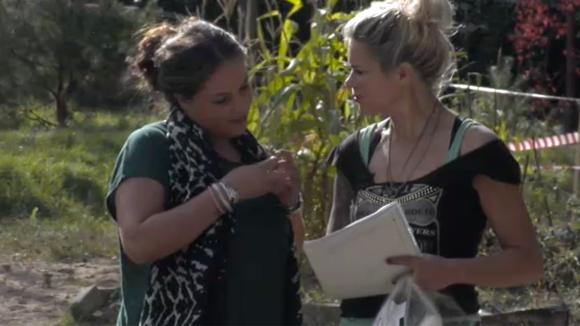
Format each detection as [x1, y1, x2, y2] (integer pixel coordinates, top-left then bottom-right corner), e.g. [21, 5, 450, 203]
[373, 277, 442, 326]
[429, 291, 481, 326]
[373, 277, 481, 326]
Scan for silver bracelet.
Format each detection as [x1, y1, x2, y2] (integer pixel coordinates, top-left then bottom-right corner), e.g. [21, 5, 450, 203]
[208, 185, 226, 214]
[211, 183, 232, 213]
[217, 182, 240, 206]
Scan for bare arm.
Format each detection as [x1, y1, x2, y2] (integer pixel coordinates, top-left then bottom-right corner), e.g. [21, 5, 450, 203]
[115, 178, 222, 264]
[289, 212, 305, 251]
[388, 183, 543, 289]
[327, 171, 355, 234]
[451, 126, 543, 287]
[450, 176, 543, 287]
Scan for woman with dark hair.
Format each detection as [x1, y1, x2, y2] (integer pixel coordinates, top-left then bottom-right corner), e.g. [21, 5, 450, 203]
[106, 17, 303, 326]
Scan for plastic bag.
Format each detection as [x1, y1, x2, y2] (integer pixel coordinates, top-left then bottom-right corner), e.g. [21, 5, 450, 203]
[373, 277, 442, 326]
[429, 291, 481, 326]
[373, 277, 480, 326]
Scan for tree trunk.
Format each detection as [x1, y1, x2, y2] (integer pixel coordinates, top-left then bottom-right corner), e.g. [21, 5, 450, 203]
[55, 91, 69, 127]
[55, 61, 70, 128]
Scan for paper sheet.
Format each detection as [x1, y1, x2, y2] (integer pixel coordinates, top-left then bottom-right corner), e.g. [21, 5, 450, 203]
[304, 201, 420, 299]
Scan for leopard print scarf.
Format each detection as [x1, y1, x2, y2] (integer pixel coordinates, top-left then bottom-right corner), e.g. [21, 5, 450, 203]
[139, 107, 302, 325]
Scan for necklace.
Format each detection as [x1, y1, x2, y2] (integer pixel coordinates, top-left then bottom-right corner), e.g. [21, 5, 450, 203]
[386, 102, 441, 198]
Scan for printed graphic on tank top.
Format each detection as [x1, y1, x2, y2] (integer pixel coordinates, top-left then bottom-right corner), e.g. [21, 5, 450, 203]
[352, 182, 442, 255]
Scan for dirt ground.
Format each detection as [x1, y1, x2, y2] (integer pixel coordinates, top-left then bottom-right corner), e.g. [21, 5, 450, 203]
[0, 254, 119, 326]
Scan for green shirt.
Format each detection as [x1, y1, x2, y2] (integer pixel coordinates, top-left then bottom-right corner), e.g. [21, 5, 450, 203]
[106, 122, 293, 325]
[106, 122, 169, 326]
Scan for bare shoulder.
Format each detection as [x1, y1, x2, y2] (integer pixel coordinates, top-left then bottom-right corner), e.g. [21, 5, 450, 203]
[461, 122, 499, 155]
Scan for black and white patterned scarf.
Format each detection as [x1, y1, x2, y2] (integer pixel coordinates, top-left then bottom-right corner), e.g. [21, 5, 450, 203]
[139, 107, 302, 325]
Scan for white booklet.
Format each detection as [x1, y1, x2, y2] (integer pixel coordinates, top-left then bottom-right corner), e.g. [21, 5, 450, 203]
[304, 201, 420, 299]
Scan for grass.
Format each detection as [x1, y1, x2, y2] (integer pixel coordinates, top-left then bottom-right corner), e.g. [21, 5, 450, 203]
[0, 104, 163, 262]
[52, 313, 77, 326]
[0, 214, 117, 262]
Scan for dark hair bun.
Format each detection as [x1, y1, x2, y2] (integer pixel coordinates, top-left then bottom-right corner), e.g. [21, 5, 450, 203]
[133, 23, 177, 90]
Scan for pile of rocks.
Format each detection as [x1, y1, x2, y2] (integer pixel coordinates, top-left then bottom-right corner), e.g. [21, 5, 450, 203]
[70, 285, 119, 324]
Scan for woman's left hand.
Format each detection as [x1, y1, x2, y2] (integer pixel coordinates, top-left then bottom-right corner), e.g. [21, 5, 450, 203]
[387, 254, 455, 291]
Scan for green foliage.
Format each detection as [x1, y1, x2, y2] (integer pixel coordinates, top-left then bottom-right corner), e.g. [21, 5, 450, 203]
[448, 53, 551, 143]
[249, 1, 358, 239]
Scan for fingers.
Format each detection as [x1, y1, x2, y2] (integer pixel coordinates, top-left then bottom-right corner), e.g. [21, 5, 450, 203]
[260, 157, 290, 184]
[386, 255, 418, 267]
[260, 155, 295, 177]
[269, 155, 299, 187]
[272, 153, 299, 186]
[270, 149, 296, 168]
[267, 167, 293, 195]
[259, 156, 281, 171]
[275, 150, 295, 164]
[259, 152, 301, 198]
[391, 269, 413, 285]
[387, 255, 417, 285]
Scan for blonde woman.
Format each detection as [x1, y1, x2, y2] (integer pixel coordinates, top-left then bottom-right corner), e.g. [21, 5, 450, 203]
[327, 0, 543, 324]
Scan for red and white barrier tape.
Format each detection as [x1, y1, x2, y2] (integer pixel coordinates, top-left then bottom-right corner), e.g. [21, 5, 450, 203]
[507, 133, 580, 171]
[508, 132, 579, 152]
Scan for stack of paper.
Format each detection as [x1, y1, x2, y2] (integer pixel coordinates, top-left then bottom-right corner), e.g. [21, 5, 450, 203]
[304, 201, 420, 299]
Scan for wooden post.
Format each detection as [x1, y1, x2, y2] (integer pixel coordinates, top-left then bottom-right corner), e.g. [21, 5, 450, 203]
[565, 10, 576, 100]
[241, 0, 257, 67]
[575, 101, 580, 197]
[244, 0, 257, 42]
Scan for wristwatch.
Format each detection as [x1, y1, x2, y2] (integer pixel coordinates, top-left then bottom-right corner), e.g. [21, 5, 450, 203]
[287, 192, 303, 215]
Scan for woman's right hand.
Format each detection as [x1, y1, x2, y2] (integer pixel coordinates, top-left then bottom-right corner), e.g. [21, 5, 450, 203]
[221, 156, 290, 201]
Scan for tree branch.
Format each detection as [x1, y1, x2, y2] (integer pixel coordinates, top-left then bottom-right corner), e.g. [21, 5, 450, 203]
[23, 108, 58, 128]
